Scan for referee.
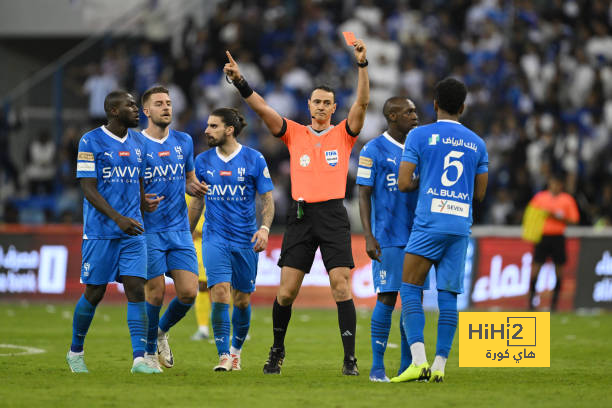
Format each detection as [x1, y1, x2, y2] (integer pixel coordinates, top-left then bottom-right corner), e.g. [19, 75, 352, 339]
[527, 173, 579, 311]
[224, 38, 369, 376]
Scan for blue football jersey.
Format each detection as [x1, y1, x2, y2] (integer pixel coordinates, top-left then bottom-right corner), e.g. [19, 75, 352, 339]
[141, 129, 194, 232]
[402, 120, 488, 236]
[356, 132, 418, 247]
[194, 144, 274, 247]
[76, 126, 146, 239]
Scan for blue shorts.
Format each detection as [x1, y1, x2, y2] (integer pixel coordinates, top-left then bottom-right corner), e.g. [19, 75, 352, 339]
[81, 236, 147, 285]
[203, 241, 258, 293]
[145, 230, 198, 280]
[373, 246, 430, 293]
[404, 230, 469, 294]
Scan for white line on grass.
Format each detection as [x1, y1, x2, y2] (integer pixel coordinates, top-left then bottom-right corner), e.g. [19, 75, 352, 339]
[0, 344, 46, 357]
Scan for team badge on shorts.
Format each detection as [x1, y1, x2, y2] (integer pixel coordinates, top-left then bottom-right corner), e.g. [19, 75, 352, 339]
[325, 150, 338, 167]
[300, 154, 310, 167]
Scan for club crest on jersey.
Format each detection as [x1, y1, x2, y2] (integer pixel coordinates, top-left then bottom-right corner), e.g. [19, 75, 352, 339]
[135, 148, 142, 162]
[325, 150, 338, 167]
[237, 167, 246, 181]
[300, 154, 310, 167]
[119, 151, 130, 157]
[220, 170, 232, 176]
[174, 146, 183, 160]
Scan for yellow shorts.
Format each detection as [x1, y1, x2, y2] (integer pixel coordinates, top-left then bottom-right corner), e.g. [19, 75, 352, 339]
[194, 238, 207, 282]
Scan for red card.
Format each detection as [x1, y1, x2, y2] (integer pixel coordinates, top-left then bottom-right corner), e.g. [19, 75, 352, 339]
[342, 31, 356, 46]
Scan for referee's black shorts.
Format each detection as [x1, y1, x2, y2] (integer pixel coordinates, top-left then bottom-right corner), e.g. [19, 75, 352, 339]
[277, 199, 354, 273]
[533, 234, 566, 265]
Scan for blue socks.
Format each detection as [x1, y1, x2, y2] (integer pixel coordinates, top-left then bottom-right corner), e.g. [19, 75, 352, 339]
[436, 290, 458, 358]
[127, 301, 148, 359]
[400, 282, 425, 345]
[399, 314, 412, 372]
[211, 302, 230, 355]
[231, 305, 251, 350]
[370, 301, 393, 370]
[145, 302, 161, 354]
[159, 297, 193, 332]
[70, 295, 96, 353]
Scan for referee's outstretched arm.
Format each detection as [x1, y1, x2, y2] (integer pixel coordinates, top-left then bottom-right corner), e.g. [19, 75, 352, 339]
[223, 50, 284, 136]
[346, 39, 369, 136]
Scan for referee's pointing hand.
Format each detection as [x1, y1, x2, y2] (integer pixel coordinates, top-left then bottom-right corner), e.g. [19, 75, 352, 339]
[224, 50, 241, 82]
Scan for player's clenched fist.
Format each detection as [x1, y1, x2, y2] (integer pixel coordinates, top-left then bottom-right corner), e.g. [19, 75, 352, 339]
[224, 50, 242, 82]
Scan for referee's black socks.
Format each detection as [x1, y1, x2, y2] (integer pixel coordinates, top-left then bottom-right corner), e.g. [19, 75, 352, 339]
[272, 297, 292, 349]
[336, 299, 356, 359]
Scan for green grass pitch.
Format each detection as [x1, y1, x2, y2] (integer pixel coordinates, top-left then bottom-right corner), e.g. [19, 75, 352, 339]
[0, 302, 610, 407]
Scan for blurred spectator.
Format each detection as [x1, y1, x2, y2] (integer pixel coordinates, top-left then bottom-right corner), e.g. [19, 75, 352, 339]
[132, 42, 162, 96]
[83, 63, 118, 126]
[24, 130, 57, 195]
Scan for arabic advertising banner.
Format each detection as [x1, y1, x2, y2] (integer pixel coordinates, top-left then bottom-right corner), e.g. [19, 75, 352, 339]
[471, 237, 580, 311]
[574, 238, 612, 309]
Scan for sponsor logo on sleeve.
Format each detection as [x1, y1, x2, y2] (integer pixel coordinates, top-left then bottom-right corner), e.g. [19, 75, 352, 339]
[77, 152, 94, 161]
[357, 167, 371, 179]
[263, 167, 270, 179]
[359, 156, 373, 168]
[77, 162, 95, 172]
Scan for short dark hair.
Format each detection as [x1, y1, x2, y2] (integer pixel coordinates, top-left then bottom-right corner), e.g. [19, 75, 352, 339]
[382, 96, 408, 121]
[434, 78, 467, 115]
[310, 85, 335, 103]
[104, 90, 130, 115]
[211, 107, 247, 137]
[141, 85, 169, 106]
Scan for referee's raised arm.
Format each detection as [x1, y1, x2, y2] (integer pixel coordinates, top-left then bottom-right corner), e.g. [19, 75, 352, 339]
[224, 50, 284, 136]
[346, 39, 369, 136]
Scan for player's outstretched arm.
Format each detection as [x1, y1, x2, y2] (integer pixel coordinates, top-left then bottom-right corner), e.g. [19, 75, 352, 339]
[359, 185, 381, 262]
[80, 178, 144, 235]
[188, 195, 205, 235]
[398, 162, 419, 192]
[474, 173, 488, 202]
[224, 50, 284, 136]
[347, 39, 369, 136]
[251, 191, 274, 253]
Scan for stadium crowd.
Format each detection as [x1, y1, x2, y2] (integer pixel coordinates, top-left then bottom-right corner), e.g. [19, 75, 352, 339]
[1, 0, 611, 227]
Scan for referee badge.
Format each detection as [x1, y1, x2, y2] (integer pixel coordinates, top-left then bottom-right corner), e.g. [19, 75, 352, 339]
[325, 150, 338, 167]
[300, 154, 310, 167]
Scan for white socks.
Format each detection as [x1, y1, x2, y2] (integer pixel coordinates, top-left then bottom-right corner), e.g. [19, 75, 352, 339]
[230, 346, 241, 356]
[410, 342, 427, 366]
[431, 355, 447, 373]
[68, 350, 84, 357]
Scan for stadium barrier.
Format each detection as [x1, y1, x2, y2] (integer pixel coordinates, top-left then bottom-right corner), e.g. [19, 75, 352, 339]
[1, 225, 611, 311]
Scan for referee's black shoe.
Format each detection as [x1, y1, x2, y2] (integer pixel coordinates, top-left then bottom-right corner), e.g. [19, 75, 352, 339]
[263, 347, 285, 374]
[342, 356, 359, 376]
